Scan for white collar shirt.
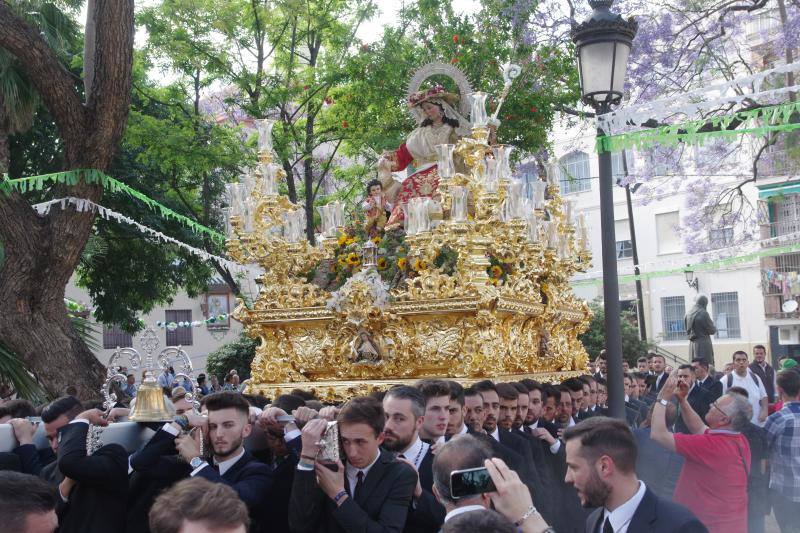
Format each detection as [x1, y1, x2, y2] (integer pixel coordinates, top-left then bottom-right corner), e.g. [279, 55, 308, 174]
[214, 447, 245, 477]
[444, 504, 487, 523]
[489, 427, 500, 442]
[345, 450, 381, 497]
[398, 436, 428, 471]
[601, 481, 647, 533]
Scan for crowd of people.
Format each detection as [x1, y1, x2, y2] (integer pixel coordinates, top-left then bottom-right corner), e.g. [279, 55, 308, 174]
[1, 348, 799, 533]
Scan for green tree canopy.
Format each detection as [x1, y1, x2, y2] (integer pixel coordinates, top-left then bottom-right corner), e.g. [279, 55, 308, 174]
[579, 300, 652, 366]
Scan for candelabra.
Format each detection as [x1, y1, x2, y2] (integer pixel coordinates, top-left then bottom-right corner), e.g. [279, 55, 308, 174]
[227, 100, 593, 402]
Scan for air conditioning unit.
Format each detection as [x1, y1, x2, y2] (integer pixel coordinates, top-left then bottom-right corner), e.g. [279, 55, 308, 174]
[778, 326, 800, 345]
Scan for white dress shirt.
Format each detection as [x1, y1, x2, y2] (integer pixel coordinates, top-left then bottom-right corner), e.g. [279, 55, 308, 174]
[345, 450, 381, 498]
[444, 504, 487, 523]
[489, 427, 500, 442]
[398, 436, 428, 471]
[600, 481, 647, 533]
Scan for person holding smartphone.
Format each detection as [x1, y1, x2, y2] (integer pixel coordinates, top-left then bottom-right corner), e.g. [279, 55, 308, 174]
[430, 434, 553, 533]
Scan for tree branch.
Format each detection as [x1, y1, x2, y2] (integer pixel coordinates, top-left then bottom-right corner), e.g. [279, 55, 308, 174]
[0, 1, 85, 158]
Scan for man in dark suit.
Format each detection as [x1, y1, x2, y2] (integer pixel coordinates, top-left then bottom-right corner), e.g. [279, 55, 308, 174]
[652, 354, 668, 393]
[692, 357, 723, 401]
[131, 391, 274, 532]
[749, 344, 777, 403]
[563, 417, 707, 533]
[55, 408, 130, 533]
[289, 396, 416, 533]
[11, 396, 81, 481]
[473, 381, 548, 512]
[495, 382, 556, 524]
[622, 375, 643, 429]
[673, 365, 711, 434]
[461, 386, 530, 489]
[382, 386, 445, 533]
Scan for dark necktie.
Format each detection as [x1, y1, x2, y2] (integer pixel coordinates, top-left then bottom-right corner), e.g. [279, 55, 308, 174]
[355, 470, 365, 497]
[603, 516, 614, 533]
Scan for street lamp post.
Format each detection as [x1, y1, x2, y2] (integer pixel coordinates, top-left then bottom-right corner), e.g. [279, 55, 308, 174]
[571, 0, 638, 421]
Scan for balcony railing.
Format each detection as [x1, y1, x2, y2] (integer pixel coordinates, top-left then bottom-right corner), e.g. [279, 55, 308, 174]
[761, 249, 800, 318]
[759, 220, 800, 246]
[756, 149, 800, 178]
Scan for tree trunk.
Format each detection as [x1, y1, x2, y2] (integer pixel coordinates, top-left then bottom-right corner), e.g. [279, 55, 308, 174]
[0, 1, 134, 398]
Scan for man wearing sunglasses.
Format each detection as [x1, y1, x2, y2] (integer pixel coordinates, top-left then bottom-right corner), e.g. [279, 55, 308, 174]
[651, 372, 751, 533]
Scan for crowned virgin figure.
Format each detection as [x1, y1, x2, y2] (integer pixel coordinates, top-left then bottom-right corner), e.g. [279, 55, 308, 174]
[378, 77, 473, 229]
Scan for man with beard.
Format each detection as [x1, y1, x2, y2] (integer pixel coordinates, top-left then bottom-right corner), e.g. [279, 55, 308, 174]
[565, 417, 706, 533]
[415, 380, 451, 444]
[445, 381, 469, 439]
[463, 387, 486, 434]
[541, 385, 560, 426]
[131, 392, 274, 532]
[473, 382, 544, 514]
[497, 383, 556, 525]
[555, 386, 576, 436]
[383, 386, 445, 533]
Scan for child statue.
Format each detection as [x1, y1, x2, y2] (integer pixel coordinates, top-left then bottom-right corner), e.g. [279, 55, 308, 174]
[362, 179, 392, 237]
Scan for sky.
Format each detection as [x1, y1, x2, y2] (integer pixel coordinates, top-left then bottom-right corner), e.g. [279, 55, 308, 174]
[358, 0, 480, 42]
[79, 0, 482, 45]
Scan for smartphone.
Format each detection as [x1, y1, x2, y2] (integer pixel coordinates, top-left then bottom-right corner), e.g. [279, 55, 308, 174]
[27, 416, 42, 423]
[276, 415, 295, 422]
[450, 466, 496, 499]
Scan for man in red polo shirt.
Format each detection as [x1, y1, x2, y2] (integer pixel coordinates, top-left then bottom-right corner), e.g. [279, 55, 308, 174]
[650, 372, 751, 533]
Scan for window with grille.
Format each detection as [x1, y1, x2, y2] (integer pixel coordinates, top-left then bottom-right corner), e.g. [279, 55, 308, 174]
[616, 240, 633, 259]
[165, 310, 193, 346]
[558, 152, 591, 195]
[711, 292, 741, 339]
[103, 325, 133, 350]
[661, 296, 686, 341]
[708, 227, 734, 249]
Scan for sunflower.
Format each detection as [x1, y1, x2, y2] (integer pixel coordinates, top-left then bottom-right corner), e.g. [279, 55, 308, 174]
[412, 259, 429, 271]
[490, 265, 503, 279]
[346, 253, 360, 266]
[397, 257, 407, 270]
[345, 237, 356, 246]
[377, 257, 388, 270]
[337, 234, 349, 247]
[371, 235, 382, 245]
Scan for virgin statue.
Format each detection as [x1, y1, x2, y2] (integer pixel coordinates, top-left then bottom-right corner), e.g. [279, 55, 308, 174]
[376, 64, 474, 230]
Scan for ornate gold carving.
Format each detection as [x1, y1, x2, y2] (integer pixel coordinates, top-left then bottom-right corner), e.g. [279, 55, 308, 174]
[231, 126, 593, 400]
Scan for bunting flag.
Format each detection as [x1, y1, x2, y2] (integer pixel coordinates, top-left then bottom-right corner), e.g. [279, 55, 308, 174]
[65, 298, 231, 330]
[596, 101, 800, 153]
[1, 169, 226, 244]
[597, 60, 800, 134]
[572, 240, 800, 287]
[33, 197, 255, 277]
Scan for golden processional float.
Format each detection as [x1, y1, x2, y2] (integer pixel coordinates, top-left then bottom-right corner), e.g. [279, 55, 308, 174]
[225, 63, 592, 402]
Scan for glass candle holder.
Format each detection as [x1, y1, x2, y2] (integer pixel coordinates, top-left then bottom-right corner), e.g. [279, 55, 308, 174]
[506, 180, 524, 219]
[492, 145, 514, 181]
[531, 181, 546, 210]
[546, 161, 560, 188]
[258, 163, 277, 196]
[525, 212, 539, 243]
[226, 183, 243, 217]
[470, 92, 489, 127]
[255, 118, 276, 154]
[435, 144, 456, 178]
[451, 186, 468, 222]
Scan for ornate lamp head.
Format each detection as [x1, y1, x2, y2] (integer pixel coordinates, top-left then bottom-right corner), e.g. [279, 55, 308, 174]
[570, 0, 638, 109]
